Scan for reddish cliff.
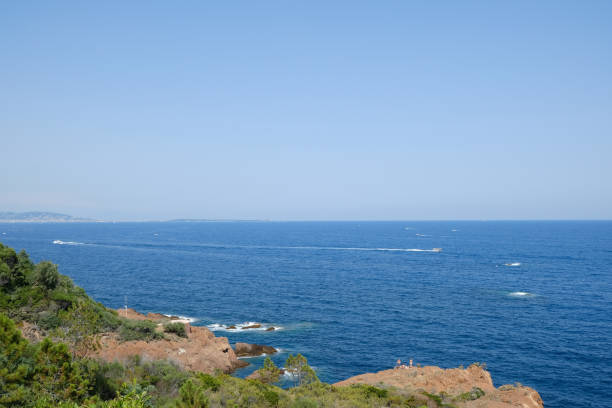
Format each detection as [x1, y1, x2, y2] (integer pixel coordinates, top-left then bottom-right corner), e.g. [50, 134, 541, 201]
[334, 364, 543, 408]
[93, 309, 247, 373]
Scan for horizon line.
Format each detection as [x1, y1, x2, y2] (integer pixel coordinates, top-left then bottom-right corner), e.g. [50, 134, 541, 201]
[1, 218, 612, 223]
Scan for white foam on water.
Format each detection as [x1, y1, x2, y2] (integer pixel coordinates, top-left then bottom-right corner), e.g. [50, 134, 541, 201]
[54, 240, 441, 255]
[451, 229, 459, 232]
[322, 246, 441, 253]
[238, 351, 277, 359]
[415, 233, 429, 237]
[508, 291, 534, 297]
[278, 245, 441, 253]
[281, 368, 298, 379]
[162, 314, 198, 323]
[207, 321, 282, 332]
[177, 315, 198, 323]
[505, 262, 521, 267]
[53, 240, 85, 246]
[281, 366, 318, 378]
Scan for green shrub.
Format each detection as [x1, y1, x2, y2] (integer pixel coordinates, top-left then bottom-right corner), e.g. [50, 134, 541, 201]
[256, 357, 281, 384]
[164, 322, 187, 338]
[0, 261, 11, 288]
[196, 373, 222, 392]
[0, 244, 18, 269]
[37, 312, 62, 330]
[291, 397, 318, 408]
[35, 261, 60, 290]
[176, 378, 209, 408]
[455, 386, 485, 401]
[119, 320, 164, 342]
[262, 389, 279, 406]
[422, 391, 443, 405]
[352, 383, 388, 399]
[102, 389, 152, 408]
[50, 289, 78, 310]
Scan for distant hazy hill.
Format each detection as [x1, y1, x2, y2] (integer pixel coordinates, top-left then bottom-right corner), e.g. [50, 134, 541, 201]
[0, 211, 95, 222]
[167, 218, 269, 222]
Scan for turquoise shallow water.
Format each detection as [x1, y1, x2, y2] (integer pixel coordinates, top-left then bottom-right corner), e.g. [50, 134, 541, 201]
[1, 221, 611, 407]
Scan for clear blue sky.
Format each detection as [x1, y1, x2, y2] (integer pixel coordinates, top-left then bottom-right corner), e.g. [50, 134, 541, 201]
[1, 1, 610, 220]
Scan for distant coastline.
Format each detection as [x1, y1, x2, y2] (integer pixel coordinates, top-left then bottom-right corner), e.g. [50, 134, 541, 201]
[0, 211, 98, 223]
[167, 218, 270, 223]
[0, 211, 270, 223]
[3, 212, 608, 223]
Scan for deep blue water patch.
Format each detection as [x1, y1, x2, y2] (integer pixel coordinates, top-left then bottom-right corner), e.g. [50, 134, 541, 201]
[1, 221, 611, 408]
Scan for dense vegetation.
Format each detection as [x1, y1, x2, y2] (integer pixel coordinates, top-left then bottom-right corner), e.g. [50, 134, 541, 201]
[1, 242, 474, 407]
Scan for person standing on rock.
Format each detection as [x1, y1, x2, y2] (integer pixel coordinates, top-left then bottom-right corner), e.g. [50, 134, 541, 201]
[396, 359, 402, 369]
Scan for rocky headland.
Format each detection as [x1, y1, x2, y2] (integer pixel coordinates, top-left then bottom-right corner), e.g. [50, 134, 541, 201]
[98, 310, 541, 407]
[92, 309, 248, 373]
[20, 307, 544, 406]
[334, 364, 543, 408]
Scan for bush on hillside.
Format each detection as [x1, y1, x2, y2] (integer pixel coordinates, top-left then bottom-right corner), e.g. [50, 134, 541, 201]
[35, 261, 60, 290]
[163, 322, 187, 338]
[119, 319, 163, 342]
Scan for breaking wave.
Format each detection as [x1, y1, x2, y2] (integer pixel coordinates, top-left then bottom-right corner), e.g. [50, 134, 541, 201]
[50, 240, 442, 254]
[207, 322, 282, 332]
[508, 291, 535, 297]
[53, 240, 85, 246]
[320, 246, 441, 252]
[162, 314, 198, 323]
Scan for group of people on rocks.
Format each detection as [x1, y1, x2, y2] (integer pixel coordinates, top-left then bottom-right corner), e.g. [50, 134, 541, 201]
[395, 358, 413, 369]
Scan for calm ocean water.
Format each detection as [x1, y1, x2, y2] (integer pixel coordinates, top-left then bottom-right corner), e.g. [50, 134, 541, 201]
[1, 221, 611, 407]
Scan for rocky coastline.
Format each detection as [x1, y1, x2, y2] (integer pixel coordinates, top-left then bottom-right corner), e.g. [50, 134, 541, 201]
[90, 308, 544, 407]
[335, 364, 543, 408]
[91, 309, 248, 373]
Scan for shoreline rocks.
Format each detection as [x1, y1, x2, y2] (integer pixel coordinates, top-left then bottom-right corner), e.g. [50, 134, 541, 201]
[93, 309, 247, 373]
[94, 309, 542, 407]
[334, 364, 543, 408]
[234, 342, 278, 357]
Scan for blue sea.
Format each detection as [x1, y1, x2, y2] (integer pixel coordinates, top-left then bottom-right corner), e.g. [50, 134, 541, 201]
[1, 221, 611, 408]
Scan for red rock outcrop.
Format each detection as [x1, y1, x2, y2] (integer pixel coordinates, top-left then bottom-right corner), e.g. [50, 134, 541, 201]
[93, 309, 248, 373]
[334, 364, 543, 408]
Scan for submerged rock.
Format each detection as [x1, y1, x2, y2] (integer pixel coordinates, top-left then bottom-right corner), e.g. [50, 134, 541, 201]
[234, 342, 277, 357]
[241, 323, 262, 330]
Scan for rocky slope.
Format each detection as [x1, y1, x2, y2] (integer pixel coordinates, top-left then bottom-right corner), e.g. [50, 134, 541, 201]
[93, 309, 247, 373]
[334, 364, 543, 408]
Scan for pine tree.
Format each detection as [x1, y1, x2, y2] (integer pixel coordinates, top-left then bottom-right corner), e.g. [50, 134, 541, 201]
[285, 354, 319, 387]
[0, 313, 32, 406]
[258, 357, 281, 384]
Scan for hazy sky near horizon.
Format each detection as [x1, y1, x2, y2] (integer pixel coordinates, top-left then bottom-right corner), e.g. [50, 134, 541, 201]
[1, 1, 611, 220]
